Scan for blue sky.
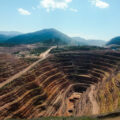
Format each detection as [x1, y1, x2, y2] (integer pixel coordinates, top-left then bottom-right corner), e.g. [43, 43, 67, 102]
[0, 0, 120, 41]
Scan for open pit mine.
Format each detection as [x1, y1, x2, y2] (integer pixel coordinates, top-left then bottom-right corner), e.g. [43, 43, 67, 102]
[0, 49, 120, 119]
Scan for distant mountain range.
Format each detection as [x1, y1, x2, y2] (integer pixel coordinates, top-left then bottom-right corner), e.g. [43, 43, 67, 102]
[0, 28, 107, 46]
[0, 31, 22, 43]
[0, 31, 22, 36]
[72, 37, 106, 46]
[0, 35, 10, 43]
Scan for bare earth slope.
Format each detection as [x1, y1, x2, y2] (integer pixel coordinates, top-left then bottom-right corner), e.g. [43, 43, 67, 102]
[0, 49, 120, 119]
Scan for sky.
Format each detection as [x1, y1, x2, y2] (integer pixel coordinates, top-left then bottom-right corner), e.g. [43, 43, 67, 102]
[0, 0, 120, 41]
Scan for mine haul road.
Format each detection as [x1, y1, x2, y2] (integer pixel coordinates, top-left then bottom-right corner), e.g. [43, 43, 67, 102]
[89, 85, 100, 115]
[0, 46, 56, 88]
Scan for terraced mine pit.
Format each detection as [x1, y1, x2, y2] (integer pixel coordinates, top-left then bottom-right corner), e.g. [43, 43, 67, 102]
[0, 48, 120, 119]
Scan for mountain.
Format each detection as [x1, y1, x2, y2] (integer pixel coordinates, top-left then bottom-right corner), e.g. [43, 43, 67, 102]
[107, 36, 120, 45]
[0, 31, 22, 37]
[6, 29, 73, 45]
[73, 37, 106, 46]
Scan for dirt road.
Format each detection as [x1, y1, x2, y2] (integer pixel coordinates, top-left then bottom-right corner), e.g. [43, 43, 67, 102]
[0, 46, 56, 88]
[89, 85, 99, 115]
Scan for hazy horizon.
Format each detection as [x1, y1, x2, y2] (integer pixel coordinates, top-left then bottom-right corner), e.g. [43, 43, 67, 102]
[0, 28, 110, 41]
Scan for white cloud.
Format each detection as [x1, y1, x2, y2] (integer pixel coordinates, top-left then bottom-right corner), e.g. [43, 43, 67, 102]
[18, 8, 31, 15]
[70, 8, 78, 12]
[40, 0, 72, 12]
[91, 0, 109, 8]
